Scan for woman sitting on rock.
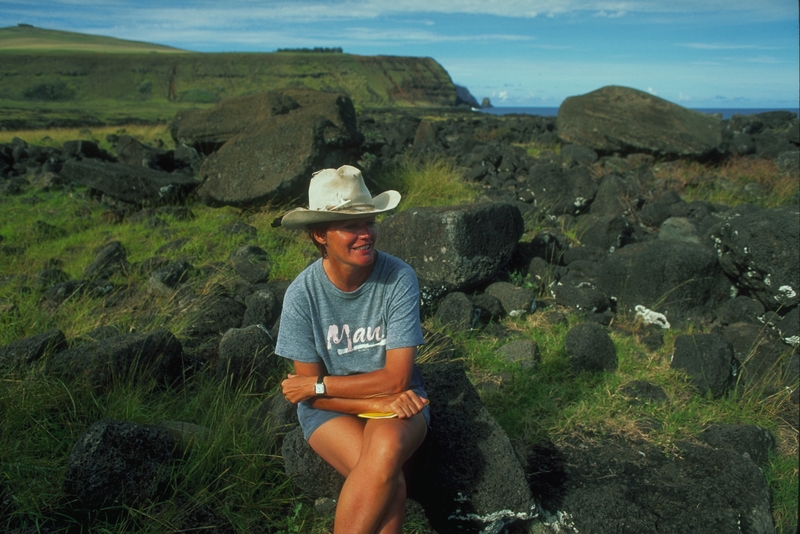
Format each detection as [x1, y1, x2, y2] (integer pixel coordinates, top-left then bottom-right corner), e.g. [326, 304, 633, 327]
[277, 165, 429, 534]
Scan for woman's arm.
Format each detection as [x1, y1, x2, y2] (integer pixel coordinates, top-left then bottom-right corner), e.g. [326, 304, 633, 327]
[280, 348, 427, 418]
[281, 346, 418, 401]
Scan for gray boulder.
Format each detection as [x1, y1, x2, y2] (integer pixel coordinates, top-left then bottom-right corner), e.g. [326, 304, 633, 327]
[589, 171, 642, 218]
[60, 159, 199, 207]
[46, 329, 185, 391]
[484, 281, 536, 317]
[700, 423, 775, 469]
[241, 288, 281, 330]
[216, 325, 278, 390]
[192, 90, 362, 207]
[565, 323, 617, 373]
[550, 436, 774, 534]
[0, 328, 66, 370]
[63, 418, 175, 508]
[671, 333, 736, 398]
[170, 90, 300, 150]
[576, 214, 641, 254]
[712, 204, 800, 311]
[84, 240, 130, 281]
[412, 359, 537, 533]
[659, 217, 701, 244]
[596, 239, 730, 323]
[557, 85, 722, 157]
[281, 426, 344, 501]
[496, 339, 539, 369]
[713, 295, 765, 326]
[379, 202, 524, 293]
[434, 291, 478, 330]
[720, 322, 793, 394]
[525, 163, 597, 216]
[282, 357, 537, 534]
[147, 260, 193, 295]
[229, 245, 271, 284]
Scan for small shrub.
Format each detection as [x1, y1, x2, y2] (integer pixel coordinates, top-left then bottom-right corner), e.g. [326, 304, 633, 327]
[179, 88, 220, 104]
[22, 81, 75, 101]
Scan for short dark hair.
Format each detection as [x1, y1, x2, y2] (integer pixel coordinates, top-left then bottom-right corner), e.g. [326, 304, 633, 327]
[306, 221, 330, 257]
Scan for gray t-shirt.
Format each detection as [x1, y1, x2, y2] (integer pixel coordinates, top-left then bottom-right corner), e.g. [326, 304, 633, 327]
[276, 251, 425, 377]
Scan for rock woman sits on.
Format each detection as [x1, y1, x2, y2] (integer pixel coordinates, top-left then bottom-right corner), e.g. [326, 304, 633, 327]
[276, 165, 429, 534]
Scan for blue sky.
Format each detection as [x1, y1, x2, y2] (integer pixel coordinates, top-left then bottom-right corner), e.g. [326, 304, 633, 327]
[2, 0, 798, 108]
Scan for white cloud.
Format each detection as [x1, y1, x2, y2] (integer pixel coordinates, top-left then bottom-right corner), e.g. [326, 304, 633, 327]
[647, 86, 658, 95]
[12, 0, 798, 25]
[681, 42, 778, 50]
[594, 10, 627, 18]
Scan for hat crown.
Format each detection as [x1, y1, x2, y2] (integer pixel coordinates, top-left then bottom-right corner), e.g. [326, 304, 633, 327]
[308, 166, 373, 211]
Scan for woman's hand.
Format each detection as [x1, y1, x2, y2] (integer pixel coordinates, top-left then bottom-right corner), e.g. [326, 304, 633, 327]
[281, 373, 317, 404]
[376, 390, 429, 419]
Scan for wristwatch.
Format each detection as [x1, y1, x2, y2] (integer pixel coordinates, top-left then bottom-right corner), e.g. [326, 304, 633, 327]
[314, 375, 326, 396]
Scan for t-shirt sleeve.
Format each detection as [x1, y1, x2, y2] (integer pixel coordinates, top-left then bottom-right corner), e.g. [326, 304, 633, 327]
[385, 263, 425, 351]
[275, 279, 321, 364]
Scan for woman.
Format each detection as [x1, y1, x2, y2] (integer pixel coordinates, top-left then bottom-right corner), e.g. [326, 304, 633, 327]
[276, 165, 429, 534]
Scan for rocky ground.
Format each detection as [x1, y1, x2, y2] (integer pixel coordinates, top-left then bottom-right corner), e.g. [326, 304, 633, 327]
[1, 86, 798, 533]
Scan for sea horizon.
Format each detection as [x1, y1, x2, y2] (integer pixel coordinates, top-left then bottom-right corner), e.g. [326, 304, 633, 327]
[478, 106, 800, 120]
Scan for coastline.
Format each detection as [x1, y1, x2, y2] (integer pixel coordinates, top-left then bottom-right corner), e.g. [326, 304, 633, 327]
[478, 106, 800, 120]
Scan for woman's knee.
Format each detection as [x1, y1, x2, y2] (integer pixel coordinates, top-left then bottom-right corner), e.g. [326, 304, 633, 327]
[363, 423, 424, 472]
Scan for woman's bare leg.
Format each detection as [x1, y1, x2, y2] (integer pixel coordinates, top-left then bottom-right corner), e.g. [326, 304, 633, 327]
[308, 414, 427, 534]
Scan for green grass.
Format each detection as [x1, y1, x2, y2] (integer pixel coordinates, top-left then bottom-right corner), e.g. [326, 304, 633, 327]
[372, 156, 479, 211]
[0, 156, 798, 533]
[0, 25, 186, 54]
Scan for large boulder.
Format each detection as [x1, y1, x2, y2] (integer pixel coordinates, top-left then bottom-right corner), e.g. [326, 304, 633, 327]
[63, 418, 176, 508]
[0, 328, 66, 370]
[183, 90, 363, 207]
[525, 163, 597, 216]
[282, 357, 537, 534]
[595, 240, 730, 324]
[671, 333, 736, 398]
[46, 329, 185, 391]
[711, 204, 800, 311]
[379, 202, 524, 293]
[411, 359, 537, 533]
[565, 323, 617, 373]
[557, 85, 722, 158]
[60, 159, 199, 208]
[535, 435, 774, 534]
[170, 90, 300, 151]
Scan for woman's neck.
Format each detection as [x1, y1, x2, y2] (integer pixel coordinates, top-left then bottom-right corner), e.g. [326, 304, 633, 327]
[322, 251, 377, 292]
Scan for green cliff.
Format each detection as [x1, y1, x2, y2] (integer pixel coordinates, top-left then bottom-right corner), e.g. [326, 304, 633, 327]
[0, 25, 459, 127]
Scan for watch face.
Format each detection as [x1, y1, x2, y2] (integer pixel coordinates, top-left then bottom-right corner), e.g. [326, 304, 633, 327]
[315, 383, 325, 395]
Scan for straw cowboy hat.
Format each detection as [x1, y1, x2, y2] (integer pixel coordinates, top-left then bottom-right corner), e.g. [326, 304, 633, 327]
[280, 165, 401, 230]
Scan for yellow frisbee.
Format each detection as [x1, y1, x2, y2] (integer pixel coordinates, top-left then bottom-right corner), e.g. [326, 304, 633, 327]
[357, 412, 398, 419]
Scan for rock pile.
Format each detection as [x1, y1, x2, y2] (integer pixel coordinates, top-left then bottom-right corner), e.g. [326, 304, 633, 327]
[1, 84, 798, 533]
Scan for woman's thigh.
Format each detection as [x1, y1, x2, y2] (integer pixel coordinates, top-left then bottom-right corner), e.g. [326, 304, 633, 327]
[309, 414, 427, 477]
[308, 414, 367, 477]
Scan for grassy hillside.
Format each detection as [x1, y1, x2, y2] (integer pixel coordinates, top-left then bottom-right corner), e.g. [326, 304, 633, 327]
[0, 24, 185, 53]
[0, 26, 459, 128]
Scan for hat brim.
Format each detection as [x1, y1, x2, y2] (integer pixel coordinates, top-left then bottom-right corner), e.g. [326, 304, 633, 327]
[281, 190, 401, 230]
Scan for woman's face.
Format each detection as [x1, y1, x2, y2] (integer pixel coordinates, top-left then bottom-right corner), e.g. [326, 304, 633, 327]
[316, 217, 378, 268]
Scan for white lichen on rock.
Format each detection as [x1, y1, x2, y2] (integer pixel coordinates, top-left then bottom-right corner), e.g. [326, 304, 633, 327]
[635, 305, 671, 329]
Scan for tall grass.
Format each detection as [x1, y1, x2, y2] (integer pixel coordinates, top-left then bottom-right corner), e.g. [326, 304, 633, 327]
[651, 156, 800, 208]
[0, 156, 797, 533]
[371, 156, 479, 211]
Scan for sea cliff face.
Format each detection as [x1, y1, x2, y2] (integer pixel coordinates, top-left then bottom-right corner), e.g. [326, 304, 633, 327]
[0, 51, 459, 125]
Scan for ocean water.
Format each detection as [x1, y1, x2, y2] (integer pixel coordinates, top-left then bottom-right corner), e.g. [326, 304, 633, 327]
[478, 106, 800, 120]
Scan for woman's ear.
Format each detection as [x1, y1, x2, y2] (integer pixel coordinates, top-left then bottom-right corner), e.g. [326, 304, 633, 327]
[311, 229, 327, 246]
